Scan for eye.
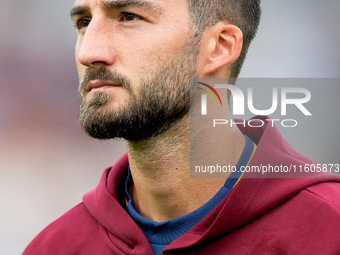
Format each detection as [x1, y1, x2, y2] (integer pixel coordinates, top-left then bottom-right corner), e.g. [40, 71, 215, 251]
[74, 17, 91, 30]
[120, 12, 142, 22]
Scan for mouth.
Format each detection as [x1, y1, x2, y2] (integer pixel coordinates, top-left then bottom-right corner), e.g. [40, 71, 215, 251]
[87, 80, 121, 93]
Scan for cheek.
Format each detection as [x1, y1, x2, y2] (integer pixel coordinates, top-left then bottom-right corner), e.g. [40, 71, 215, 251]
[121, 25, 190, 64]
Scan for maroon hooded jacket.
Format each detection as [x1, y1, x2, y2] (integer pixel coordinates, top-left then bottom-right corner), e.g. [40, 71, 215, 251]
[24, 117, 340, 254]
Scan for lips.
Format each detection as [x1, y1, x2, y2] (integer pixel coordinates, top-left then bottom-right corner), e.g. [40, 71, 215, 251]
[87, 80, 120, 92]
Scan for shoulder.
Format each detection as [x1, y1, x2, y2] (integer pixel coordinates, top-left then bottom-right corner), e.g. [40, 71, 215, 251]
[304, 181, 340, 213]
[282, 179, 340, 220]
[23, 203, 107, 255]
[254, 180, 340, 254]
[286, 180, 340, 239]
[286, 181, 340, 249]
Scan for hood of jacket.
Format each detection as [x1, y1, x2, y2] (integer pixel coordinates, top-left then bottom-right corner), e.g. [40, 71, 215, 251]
[83, 116, 339, 254]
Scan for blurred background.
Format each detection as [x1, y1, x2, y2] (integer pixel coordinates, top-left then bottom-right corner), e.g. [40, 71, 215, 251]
[0, 0, 339, 254]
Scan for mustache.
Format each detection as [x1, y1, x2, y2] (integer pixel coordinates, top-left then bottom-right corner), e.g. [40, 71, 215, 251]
[79, 67, 132, 94]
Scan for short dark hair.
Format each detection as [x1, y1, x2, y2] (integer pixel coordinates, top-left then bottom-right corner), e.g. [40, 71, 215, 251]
[188, 0, 261, 79]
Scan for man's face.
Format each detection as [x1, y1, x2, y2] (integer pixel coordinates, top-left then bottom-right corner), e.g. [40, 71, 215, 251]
[72, 0, 200, 141]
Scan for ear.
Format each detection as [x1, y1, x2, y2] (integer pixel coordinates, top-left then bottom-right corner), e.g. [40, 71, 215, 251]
[199, 22, 243, 76]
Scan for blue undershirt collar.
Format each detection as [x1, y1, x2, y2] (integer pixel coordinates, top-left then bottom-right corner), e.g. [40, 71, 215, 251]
[125, 135, 255, 254]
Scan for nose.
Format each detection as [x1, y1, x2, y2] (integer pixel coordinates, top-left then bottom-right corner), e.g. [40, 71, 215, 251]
[76, 19, 116, 68]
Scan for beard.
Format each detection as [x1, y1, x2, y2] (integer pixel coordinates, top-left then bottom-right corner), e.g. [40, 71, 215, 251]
[78, 39, 199, 142]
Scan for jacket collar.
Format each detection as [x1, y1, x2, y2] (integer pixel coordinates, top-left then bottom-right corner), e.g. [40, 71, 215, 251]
[83, 116, 339, 253]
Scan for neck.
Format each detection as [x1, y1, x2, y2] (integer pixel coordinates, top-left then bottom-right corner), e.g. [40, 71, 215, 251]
[127, 112, 245, 222]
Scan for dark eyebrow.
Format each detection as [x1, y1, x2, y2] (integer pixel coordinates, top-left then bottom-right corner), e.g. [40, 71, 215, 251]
[70, 0, 164, 21]
[101, 0, 164, 15]
[70, 5, 90, 19]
